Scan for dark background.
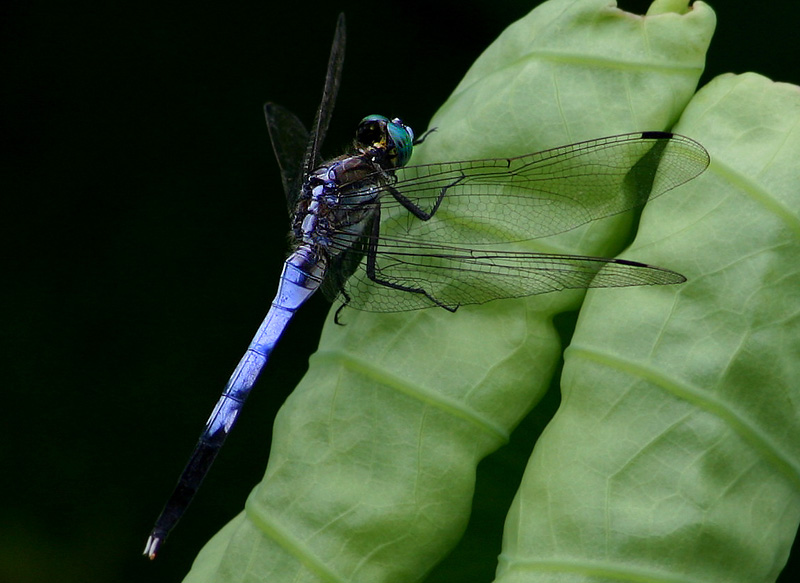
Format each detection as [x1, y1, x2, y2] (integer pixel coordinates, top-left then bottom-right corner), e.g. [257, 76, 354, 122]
[3, 1, 798, 582]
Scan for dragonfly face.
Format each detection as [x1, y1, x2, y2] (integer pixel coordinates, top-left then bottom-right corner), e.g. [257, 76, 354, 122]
[355, 115, 415, 168]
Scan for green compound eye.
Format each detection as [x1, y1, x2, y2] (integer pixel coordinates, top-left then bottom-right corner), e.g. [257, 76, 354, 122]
[356, 114, 415, 168]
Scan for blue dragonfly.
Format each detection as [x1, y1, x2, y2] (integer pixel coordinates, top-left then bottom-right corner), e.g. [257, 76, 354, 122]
[144, 14, 709, 558]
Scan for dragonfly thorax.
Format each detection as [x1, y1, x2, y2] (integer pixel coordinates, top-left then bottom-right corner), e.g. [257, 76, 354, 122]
[292, 154, 389, 255]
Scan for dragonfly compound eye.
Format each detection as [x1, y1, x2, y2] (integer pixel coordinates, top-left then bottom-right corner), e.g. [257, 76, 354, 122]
[356, 115, 415, 169]
[385, 118, 414, 168]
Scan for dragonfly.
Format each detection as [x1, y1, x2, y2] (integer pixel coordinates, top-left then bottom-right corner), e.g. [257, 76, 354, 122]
[144, 13, 709, 559]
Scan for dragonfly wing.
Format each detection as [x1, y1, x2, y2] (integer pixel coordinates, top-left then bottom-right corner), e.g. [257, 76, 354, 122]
[338, 238, 685, 312]
[320, 216, 376, 304]
[377, 132, 709, 245]
[302, 13, 346, 177]
[264, 103, 309, 208]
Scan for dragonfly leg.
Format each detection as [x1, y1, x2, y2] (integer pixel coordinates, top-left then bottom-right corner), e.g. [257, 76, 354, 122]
[386, 173, 465, 220]
[333, 287, 352, 324]
[412, 127, 437, 145]
[364, 214, 457, 311]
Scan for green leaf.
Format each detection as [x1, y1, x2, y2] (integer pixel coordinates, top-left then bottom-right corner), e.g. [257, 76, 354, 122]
[495, 73, 800, 583]
[184, 1, 717, 581]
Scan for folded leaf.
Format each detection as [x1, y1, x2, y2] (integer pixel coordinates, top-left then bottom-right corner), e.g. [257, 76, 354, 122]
[496, 73, 800, 583]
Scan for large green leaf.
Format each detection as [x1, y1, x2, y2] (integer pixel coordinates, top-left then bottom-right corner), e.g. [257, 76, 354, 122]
[495, 73, 800, 583]
[184, 1, 718, 581]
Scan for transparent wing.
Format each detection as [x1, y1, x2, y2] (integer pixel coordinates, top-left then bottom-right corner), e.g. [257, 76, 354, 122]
[264, 103, 309, 208]
[302, 13, 346, 176]
[353, 132, 709, 246]
[264, 14, 346, 212]
[333, 236, 685, 312]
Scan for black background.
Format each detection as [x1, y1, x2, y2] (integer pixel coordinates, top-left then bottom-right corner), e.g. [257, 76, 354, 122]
[3, 1, 798, 582]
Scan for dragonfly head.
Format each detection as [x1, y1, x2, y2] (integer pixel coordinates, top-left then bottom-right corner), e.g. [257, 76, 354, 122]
[355, 115, 415, 169]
